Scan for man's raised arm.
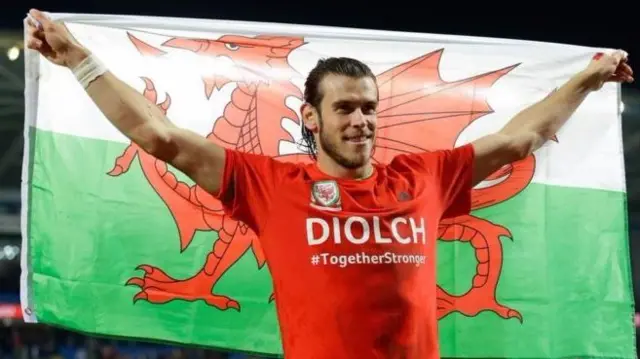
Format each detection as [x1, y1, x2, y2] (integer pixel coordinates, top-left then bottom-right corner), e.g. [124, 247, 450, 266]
[470, 50, 633, 186]
[25, 9, 226, 195]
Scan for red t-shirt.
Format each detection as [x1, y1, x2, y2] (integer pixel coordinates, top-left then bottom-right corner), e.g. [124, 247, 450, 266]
[215, 144, 475, 359]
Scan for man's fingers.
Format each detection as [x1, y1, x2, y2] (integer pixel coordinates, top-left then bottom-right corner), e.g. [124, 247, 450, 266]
[24, 16, 40, 35]
[27, 16, 38, 28]
[620, 50, 629, 61]
[27, 38, 43, 50]
[25, 23, 47, 50]
[27, 17, 41, 32]
[26, 24, 40, 37]
[29, 9, 51, 25]
[608, 50, 628, 65]
[609, 72, 634, 83]
[619, 62, 633, 76]
[619, 72, 635, 83]
[24, 14, 47, 52]
[25, 32, 43, 50]
[612, 62, 634, 83]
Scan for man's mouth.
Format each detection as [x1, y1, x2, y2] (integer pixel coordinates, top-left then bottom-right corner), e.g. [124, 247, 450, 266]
[344, 134, 372, 144]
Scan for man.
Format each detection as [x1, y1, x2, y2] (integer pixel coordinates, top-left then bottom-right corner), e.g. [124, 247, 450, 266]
[25, 8, 633, 359]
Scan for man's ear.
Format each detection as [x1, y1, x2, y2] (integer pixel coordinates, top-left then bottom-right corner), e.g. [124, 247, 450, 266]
[300, 103, 319, 133]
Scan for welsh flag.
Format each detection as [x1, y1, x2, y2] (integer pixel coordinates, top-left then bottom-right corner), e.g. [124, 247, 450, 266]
[20, 13, 635, 358]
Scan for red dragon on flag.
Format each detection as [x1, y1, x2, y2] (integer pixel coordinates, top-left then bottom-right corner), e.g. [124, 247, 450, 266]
[108, 31, 535, 322]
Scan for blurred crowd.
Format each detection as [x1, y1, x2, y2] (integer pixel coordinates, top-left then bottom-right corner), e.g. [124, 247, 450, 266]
[0, 324, 268, 359]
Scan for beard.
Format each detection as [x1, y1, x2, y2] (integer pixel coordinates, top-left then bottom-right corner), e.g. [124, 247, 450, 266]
[317, 116, 375, 170]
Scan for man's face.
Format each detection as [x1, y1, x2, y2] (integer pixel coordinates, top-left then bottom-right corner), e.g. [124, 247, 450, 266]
[312, 74, 378, 169]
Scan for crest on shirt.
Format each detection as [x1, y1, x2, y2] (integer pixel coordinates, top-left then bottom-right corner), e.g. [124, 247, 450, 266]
[310, 180, 342, 212]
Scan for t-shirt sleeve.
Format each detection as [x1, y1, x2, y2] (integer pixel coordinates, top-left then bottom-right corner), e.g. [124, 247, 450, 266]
[213, 148, 283, 235]
[397, 144, 475, 219]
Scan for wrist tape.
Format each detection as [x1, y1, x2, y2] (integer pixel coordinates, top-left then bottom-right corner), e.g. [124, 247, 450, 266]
[72, 54, 107, 89]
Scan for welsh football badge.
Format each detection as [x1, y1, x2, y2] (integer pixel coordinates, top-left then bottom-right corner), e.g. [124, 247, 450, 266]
[310, 180, 342, 211]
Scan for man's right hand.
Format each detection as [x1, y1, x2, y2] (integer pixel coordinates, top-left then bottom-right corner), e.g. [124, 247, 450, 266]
[25, 8, 229, 197]
[25, 8, 89, 68]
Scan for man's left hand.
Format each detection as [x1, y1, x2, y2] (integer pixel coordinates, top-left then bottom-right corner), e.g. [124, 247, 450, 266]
[582, 50, 634, 90]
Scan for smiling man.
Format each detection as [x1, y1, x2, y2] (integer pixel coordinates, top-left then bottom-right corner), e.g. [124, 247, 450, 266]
[25, 8, 634, 359]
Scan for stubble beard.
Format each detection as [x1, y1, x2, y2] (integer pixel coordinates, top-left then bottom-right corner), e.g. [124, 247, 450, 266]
[317, 116, 374, 170]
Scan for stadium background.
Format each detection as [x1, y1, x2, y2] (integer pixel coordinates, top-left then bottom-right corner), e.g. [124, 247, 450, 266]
[0, 3, 638, 359]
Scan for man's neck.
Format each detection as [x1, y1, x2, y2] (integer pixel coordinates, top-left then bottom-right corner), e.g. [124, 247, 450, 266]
[316, 156, 373, 180]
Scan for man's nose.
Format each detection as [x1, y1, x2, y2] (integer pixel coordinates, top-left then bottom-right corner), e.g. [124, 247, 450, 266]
[350, 110, 367, 127]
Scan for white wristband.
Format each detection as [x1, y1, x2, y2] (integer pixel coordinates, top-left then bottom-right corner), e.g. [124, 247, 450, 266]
[71, 54, 107, 89]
